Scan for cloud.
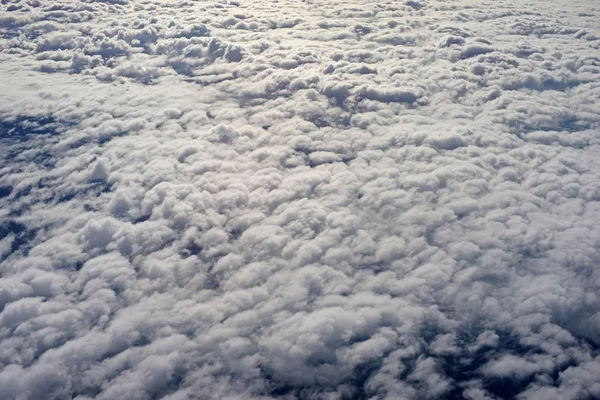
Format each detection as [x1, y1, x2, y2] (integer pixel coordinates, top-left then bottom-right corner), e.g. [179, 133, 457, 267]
[0, 0, 600, 399]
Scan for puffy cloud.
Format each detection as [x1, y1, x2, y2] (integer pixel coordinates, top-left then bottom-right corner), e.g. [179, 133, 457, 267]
[1, 0, 600, 399]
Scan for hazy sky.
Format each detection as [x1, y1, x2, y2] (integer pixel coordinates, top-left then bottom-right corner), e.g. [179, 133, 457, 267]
[1, 0, 599, 399]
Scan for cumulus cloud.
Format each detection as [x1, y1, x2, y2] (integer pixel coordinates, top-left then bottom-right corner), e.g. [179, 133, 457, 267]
[1, 0, 600, 399]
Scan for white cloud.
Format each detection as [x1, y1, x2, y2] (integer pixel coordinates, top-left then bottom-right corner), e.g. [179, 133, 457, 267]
[1, 0, 599, 399]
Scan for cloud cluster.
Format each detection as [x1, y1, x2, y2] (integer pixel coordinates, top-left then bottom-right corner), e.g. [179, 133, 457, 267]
[1, 0, 599, 399]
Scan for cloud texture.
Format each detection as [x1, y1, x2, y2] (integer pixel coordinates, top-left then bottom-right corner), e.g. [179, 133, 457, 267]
[1, 0, 599, 399]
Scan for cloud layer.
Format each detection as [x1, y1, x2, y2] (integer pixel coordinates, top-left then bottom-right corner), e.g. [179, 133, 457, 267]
[1, 0, 599, 399]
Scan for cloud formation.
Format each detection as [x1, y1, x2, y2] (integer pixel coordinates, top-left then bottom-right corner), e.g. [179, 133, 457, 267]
[0, 0, 599, 399]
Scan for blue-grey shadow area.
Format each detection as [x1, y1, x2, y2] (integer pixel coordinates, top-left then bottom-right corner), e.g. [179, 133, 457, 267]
[0, 220, 37, 258]
[0, 115, 62, 141]
[0, 115, 103, 210]
[0, 114, 89, 219]
[0, 115, 64, 170]
[257, 319, 591, 400]
[0, 186, 12, 198]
